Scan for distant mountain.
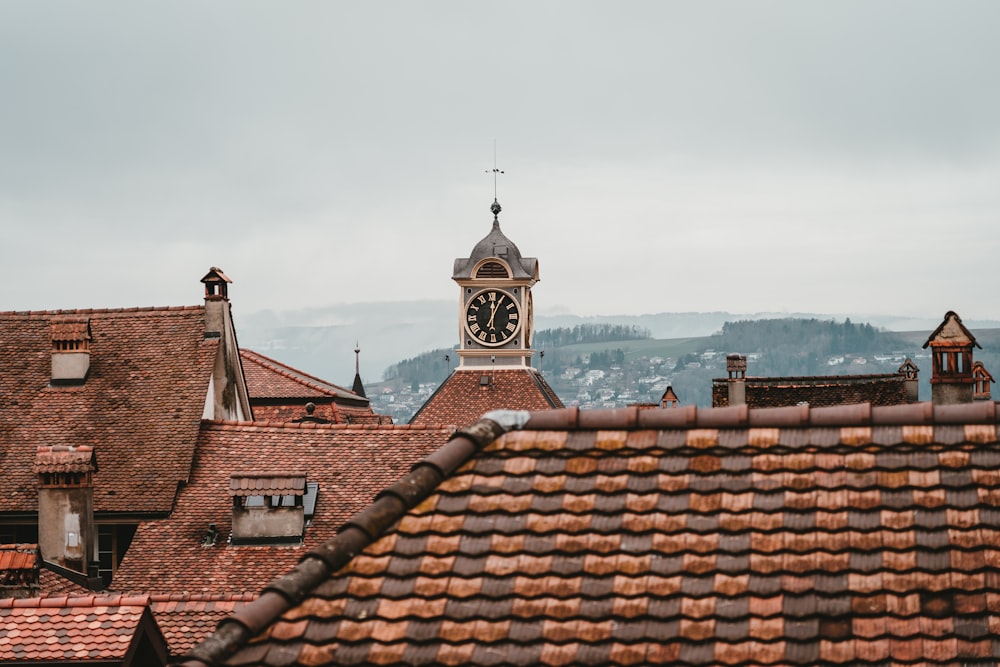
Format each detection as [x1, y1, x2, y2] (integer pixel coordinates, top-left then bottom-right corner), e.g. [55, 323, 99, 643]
[233, 300, 1000, 389]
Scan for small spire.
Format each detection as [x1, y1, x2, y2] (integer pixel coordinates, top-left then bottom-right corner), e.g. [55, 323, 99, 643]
[491, 198, 502, 222]
[352, 343, 367, 399]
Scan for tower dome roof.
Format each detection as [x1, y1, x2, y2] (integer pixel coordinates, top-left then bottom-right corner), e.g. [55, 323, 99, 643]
[453, 200, 538, 281]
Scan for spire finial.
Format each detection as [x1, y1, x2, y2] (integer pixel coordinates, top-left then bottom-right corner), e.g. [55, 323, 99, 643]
[485, 140, 504, 222]
[352, 342, 367, 398]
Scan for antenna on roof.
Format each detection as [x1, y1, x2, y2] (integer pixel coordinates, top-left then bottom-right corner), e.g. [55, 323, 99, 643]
[485, 140, 504, 221]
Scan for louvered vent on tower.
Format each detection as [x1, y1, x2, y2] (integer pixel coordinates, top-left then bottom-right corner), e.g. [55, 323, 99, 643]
[476, 261, 510, 278]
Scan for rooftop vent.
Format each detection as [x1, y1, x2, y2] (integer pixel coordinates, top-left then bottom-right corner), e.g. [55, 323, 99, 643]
[50, 318, 91, 384]
[229, 473, 308, 545]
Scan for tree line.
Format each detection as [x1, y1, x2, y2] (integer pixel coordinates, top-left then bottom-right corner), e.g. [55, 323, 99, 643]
[533, 324, 650, 348]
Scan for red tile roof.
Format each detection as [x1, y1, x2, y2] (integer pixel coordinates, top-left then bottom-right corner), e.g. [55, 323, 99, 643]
[0, 594, 163, 662]
[409, 369, 563, 427]
[0, 307, 217, 514]
[0, 543, 40, 598]
[150, 593, 256, 656]
[183, 401, 1000, 666]
[38, 567, 92, 597]
[241, 349, 361, 401]
[241, 349, 388, 424]
[0, 544, 37, 574]
[712, 372, 913, 408]
[110, 421, 452, 595]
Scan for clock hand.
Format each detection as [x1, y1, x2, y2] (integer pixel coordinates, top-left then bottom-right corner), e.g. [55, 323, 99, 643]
[487, 301, 497, 330]
[489, 295, 505, 330]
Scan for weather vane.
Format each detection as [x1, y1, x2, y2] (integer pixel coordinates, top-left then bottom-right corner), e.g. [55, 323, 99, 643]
[485, 140, 504, 201]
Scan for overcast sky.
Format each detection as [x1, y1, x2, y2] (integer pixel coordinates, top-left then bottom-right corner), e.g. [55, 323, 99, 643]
[2, 1, 999, 322]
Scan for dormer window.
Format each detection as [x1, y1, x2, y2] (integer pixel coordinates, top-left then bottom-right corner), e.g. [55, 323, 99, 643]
[229, 473, 310, 545]
[50, 318, 91, 384]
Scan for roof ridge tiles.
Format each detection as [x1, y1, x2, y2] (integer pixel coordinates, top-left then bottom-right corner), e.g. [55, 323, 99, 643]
[0, 594, 151, 609]
[0, 305, 203, 317]
[199, 419, 446, 432]
[524, 401, 1000, 431]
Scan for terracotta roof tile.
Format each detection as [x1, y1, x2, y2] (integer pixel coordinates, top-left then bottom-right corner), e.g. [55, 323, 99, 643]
[0, 307, 215, 514]
[111, 421, 451, 595]
[240, 349, 358, 401]
[148, 593, 255, 655]
[0, 544, 37, 574]
[0, 594, 164, 662]
[712, 373, 912, 409]
[409, 369, 563, 427]
[241, 349, 393, 427]
[182, 403, 1000, 666]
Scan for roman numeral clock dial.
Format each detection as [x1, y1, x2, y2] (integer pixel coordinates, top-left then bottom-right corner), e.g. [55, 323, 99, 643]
[465, 289, 521, 347]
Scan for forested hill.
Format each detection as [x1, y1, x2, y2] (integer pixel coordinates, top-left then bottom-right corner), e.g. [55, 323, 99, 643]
[712, 318, 908, 368]
[368, 316, 996, 422]
[382, 323, 650, 387]
[533, 324, 650, 348]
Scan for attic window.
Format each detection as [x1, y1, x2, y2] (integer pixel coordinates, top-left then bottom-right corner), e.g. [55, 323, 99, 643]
[476, 261, 510, 278]
[243, 482, 318, 522]
[229, 473, 308, 545]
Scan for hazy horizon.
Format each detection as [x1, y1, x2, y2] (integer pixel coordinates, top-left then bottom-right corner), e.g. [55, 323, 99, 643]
[3, 2, 999, 320]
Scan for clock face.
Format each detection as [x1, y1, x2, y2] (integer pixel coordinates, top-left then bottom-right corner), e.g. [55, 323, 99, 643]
[465, 289, 521, 347]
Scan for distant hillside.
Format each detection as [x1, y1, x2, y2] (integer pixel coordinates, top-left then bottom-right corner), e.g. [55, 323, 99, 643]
[234, 300, 1000, 394]
[363, 317, 1000, 423]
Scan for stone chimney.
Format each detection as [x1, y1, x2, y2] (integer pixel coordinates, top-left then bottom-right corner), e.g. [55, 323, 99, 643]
[229, 473, 306, 545]
[50, 318, 91, 384]
[726, 354, 747, 406]
[922, 311, 980, 405]
[34, 446, 97, 574]
[201, 267, 232, 338]
[897, 358, 920, 403]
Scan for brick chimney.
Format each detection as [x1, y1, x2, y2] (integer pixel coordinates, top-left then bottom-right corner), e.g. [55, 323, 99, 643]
[923, 311, 980, 405]
[34, 446, 97, 574]
[726, 354, 747, 406]
[50, 318, 91, 384]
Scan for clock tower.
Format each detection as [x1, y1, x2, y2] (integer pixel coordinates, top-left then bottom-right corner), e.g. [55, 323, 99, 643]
[452, 199, 538, 369]
[409, 197, 562, 426]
